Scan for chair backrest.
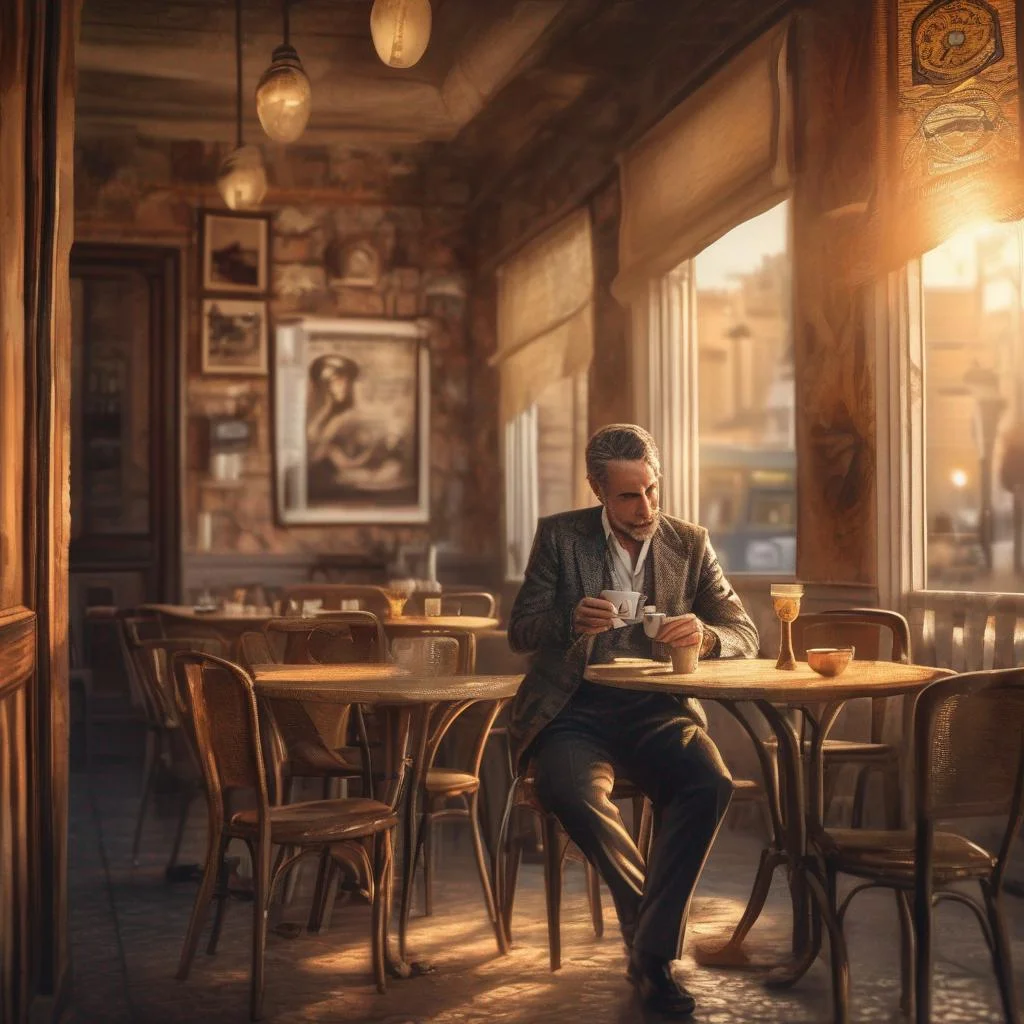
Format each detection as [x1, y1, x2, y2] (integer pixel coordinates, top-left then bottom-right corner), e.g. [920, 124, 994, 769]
[424, 697, 508, 781]
[239, 630, 275, 669]
[390, 634, 462, 677]
[133, 636, 227, 725]
[120, 614, 167, 716]
[908, 591, 1024, 673]
[173, 652, 271, 830]
[405, 591, 497, 618]
[794, 608, 911, 744]
[915, 668, 1024, 887]
[278, 584, 392, 620]
[262, 612, 387, 665]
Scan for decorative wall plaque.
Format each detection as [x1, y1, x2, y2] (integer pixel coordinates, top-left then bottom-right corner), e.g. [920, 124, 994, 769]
[912, 0, 1004, 85]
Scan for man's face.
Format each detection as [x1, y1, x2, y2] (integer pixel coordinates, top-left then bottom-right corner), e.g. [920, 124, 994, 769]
[591, 459, 660, 542]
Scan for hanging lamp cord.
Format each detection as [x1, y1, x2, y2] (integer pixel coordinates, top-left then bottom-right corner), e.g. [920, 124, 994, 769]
[234, 0, 243, 148]
[283, 0, 291, 48]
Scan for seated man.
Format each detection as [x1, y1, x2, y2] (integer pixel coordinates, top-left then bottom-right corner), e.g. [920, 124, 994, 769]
[507, 423, 758, 1019]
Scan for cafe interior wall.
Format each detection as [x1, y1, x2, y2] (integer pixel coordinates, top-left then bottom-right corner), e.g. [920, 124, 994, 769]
[73, 135, 503, 594]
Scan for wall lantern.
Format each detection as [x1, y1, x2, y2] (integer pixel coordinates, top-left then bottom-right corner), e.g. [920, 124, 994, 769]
[218, 0, 268, 209]
[370, 0, 432, 69]
[256, 1, 312, 143]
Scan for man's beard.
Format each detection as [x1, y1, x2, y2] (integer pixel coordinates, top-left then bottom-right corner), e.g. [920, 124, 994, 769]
[610, 507, 661, 543]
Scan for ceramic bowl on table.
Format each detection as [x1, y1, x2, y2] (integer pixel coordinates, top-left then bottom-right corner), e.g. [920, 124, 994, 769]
[806, 646, 855, 677]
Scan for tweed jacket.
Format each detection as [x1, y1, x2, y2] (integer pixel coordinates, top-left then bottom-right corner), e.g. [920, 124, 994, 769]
[506, 505, 759, 769]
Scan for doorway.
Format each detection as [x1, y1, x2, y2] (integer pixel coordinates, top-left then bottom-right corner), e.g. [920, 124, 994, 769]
[69, 245, 181, 653]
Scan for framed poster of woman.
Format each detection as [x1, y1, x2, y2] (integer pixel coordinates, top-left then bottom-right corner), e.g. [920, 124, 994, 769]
[273, 317, 430, 524]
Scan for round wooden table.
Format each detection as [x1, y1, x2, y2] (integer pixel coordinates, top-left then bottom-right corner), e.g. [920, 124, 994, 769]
[251, 663, 522, 976]
[143, 603, 274, 655]
[584, 657, 951, 995]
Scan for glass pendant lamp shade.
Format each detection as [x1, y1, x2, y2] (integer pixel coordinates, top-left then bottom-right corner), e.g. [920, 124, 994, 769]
[256, 43, 312, 143]
[217, 145, 268, 210]
[370, 0, 432, 69]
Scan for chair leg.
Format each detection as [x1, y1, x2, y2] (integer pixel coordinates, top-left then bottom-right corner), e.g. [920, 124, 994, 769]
[850, 766, 871, 829]
[914, 886, 933, 1024]
[982, 882, 1021, 1024]
[542, 814, 568, 971]
[423, 812, 435, 918]
[250, 837, 271, 1021]
[895, 889, 916, 1018]
[176, 825, 224, 981]
[371, 831, 393, 994]
[586, 862, 604, 938]
[307, 848, 335, 934]
[637, 797, 653, 864]
[166, 789, 195, 877]
[207, 840, 233, 955]
[131, 730, 158, 867]
[883, 765, 903, 830]
[468, 790, 507, 953]
[493, 779, 520, 945]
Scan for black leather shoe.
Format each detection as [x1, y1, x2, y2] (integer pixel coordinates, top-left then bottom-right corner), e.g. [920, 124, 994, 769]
[628, 955, 696, 1018]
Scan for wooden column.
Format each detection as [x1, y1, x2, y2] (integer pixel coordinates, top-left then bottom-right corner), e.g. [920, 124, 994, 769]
[0, 0, 79, 1020]
[792, 0, 880, 585]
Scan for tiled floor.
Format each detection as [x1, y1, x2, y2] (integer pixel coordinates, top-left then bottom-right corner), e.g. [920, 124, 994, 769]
[68, 745, 1023, 1024]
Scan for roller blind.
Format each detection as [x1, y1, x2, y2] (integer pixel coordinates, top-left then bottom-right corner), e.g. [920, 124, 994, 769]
[492, 208, 594, 423]
[613, 20, 793, 300]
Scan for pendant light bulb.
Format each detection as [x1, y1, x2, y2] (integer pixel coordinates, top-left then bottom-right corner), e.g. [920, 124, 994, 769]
[256, 43, 312, 143]
[217, 145, 268, 210]
[370, 0, 432, 69]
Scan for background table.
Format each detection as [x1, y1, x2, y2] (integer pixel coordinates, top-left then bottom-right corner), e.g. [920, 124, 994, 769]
[584, 657, 951, 989]
[381, 615, 499, 633]
[251, 664, 522, 975]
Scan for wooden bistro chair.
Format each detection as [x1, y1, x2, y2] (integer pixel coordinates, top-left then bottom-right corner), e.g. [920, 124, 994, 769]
[124, 627, 227, 875]
[794, 608, 913, 829]
[173, 651, 402, 1020]
[496, 766, 651, 970]
[386, 631, 507, 953]
[256, 613, 385, 802]
[815, 666, 1024, 1024]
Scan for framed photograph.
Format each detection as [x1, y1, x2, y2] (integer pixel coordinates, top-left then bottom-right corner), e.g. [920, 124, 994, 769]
[201, 210, 270, 294]
[273, 317, 430, 524]
[201, 297, 269, 375]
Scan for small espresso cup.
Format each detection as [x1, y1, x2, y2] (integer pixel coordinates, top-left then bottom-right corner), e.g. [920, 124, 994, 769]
[643, 609, 666, 639]
[670, 644, 700, 674]
[600, 589, 642, 621]
[423, 597, 442, 617]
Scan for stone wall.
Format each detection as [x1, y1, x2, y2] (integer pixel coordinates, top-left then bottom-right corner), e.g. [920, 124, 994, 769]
[74, 136, 501, 577]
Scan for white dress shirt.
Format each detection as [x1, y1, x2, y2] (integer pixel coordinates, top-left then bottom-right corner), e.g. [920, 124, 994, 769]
[602, 507, 651, 599]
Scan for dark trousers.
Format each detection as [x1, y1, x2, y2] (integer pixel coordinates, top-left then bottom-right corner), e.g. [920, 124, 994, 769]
[532, 689, 733, 961]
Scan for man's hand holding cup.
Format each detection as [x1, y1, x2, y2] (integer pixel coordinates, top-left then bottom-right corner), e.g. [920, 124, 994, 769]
[573, 596, 618, 635]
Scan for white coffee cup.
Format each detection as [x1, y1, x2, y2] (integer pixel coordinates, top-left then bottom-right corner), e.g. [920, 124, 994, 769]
[600, 589, 642, 621]
[643, 610, 666, 638]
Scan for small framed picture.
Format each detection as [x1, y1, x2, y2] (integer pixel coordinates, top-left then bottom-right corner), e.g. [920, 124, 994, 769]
[201, 297, 269, 375]
[201, 210, 271, 294]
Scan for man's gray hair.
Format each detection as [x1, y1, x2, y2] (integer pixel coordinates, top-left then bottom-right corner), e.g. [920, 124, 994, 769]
[585, 423, 662, 488]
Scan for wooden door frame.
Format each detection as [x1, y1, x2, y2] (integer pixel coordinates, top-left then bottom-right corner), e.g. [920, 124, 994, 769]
[70, 244, 182, 601]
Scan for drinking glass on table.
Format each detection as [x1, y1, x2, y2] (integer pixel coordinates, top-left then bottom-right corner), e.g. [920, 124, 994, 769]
[385, 578, 416, 619]
[770, 583, 803, 671]
[423, 596, 442, 617]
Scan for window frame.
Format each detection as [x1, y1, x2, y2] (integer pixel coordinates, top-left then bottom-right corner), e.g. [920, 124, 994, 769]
[632, 195, 797, 577]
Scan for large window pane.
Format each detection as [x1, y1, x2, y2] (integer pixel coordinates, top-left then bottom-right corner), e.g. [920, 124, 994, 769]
[922, 221, 1024, 592]
[693, 200, 795, 573]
